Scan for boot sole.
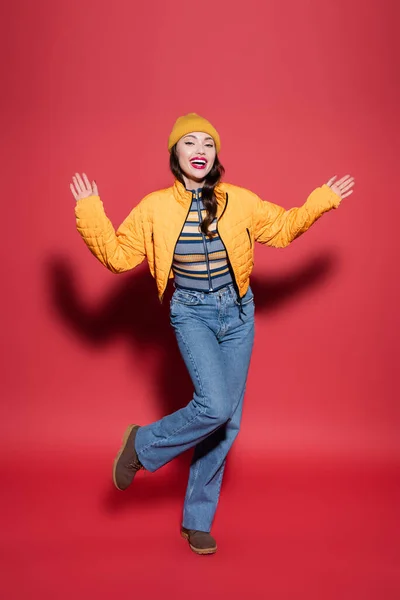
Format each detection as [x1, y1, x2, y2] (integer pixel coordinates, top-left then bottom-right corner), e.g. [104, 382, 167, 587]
[181, 530, 217, 555]
[112, 424, 137, 491]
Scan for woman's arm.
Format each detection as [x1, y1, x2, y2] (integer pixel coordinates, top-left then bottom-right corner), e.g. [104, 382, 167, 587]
[253, 175, 354, 248]
[72, 173, 146, 273]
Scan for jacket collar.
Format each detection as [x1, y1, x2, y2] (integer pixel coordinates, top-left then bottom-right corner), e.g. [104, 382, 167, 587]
[172, 179, 227, 217]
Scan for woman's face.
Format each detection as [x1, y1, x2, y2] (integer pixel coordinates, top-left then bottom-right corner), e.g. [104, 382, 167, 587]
[176, 131, 216, 186]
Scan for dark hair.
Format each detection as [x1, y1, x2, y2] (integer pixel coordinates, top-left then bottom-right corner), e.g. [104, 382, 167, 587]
[169, 145, 225, 238]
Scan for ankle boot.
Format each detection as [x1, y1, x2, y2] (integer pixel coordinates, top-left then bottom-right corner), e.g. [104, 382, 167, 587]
[113, 424, 144, 491]
[181, 527, 217, 555]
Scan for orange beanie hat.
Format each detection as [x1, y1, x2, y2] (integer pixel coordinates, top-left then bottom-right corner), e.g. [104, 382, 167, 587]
[168, 113, 221, 153]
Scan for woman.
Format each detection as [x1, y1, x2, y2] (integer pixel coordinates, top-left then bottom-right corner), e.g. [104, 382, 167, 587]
[70, 112, 355, 555]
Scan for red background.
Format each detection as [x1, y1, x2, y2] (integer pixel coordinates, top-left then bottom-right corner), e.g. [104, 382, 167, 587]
[1, 0, 399, 598]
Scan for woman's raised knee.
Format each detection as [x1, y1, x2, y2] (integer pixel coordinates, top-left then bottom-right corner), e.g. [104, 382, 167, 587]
[207, 402, 232, 426]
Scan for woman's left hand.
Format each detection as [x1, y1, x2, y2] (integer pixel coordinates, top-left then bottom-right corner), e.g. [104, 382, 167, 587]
[326, 174, 355, 200]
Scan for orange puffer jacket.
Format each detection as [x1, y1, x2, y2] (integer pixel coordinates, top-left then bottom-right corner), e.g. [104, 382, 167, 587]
[75, 179, 341, 301]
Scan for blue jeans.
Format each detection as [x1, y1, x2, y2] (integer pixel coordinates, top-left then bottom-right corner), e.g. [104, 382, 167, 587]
[134, 283, 255, 532]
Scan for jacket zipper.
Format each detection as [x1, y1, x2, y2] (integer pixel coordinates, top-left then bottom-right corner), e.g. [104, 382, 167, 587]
[196, 190, 213, 291]
[246, 227, 252, 247]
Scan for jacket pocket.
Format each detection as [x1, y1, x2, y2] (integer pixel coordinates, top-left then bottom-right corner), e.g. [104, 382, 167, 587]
[246, 228, 252, 248]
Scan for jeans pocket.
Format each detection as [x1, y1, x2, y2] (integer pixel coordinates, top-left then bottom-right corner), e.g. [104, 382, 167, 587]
[234, 287, 254, 306]
[171, 289, 202, 306]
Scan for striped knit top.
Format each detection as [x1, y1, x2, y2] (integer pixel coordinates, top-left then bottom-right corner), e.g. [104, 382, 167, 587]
[172, 188, 234, 292]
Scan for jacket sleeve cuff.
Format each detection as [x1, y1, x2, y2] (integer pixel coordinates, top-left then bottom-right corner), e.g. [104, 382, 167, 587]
[74, 195, 103, 217]
[319, 184, 342, 209]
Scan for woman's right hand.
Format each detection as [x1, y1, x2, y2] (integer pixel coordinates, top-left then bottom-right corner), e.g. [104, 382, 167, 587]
[70, 172, 98, 201]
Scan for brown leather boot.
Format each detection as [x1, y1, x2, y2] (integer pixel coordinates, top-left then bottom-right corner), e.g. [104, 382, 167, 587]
[181, 527, 217, 555]
[113, 424, 144, 491]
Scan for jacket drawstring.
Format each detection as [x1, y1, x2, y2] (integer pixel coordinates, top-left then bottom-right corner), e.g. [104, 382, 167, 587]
[238, 296, 245, 321]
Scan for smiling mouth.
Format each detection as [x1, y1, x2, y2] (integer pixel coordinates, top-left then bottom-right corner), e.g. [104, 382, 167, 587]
[190, 159, 208, 169]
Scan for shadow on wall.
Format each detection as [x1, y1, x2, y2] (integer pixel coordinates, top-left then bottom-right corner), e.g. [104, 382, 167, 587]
[45, 252, 338, 510]
[47, 253, 338, 415]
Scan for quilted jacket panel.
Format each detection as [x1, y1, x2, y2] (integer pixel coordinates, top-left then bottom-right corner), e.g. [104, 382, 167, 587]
[75, 179, 341, 301]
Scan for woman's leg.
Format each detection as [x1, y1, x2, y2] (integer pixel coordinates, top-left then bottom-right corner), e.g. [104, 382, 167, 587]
[182, 287, 255, 532]
[134, 287, 241, 472]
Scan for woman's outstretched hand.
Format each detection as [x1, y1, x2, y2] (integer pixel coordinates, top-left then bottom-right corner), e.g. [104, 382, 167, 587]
[70, 172, 98, 201]
[326, 174, 355, 200]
